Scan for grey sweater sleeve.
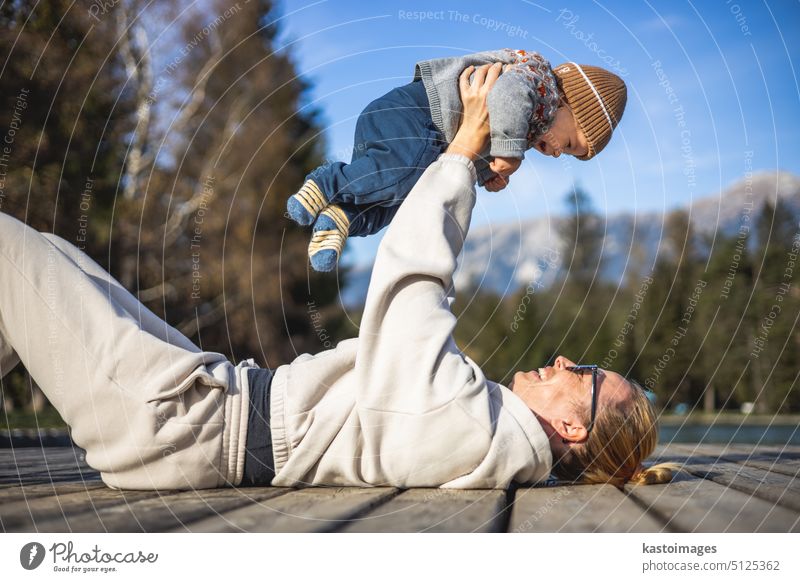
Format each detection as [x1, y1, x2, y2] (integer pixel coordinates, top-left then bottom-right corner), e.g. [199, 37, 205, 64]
[487, 69, 537, 158]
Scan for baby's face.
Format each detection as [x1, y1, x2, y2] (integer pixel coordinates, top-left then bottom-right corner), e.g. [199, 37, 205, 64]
[533, 105, 589, 158]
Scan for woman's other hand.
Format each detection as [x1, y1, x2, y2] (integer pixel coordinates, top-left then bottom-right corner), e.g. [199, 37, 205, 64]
[446, 63, 502, 161]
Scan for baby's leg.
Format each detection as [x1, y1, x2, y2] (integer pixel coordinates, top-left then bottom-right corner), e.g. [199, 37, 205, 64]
[335, 203, 399, 238]
[287, 81, 443, 227]
[305, 81, 444, 271]
[306, 203, 401, 272]
[317, 82, 443, 207]
[0, 213, 231, 489]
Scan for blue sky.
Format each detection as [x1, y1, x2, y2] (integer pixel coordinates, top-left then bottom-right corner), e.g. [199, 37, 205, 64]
[274, 0, 800, 266]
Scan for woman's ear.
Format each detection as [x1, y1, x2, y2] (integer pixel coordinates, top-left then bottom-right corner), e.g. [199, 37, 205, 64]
[555, 417, 588, 444]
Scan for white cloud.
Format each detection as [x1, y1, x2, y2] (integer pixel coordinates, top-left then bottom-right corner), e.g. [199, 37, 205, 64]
[638, 13, 687, 33]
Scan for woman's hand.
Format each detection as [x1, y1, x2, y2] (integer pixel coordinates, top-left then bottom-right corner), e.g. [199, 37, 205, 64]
[446, 63, 503, 161]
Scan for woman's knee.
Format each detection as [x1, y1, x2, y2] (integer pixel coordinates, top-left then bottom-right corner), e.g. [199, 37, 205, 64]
[0, 212, 30, 245]
[0, 213, 50, 270]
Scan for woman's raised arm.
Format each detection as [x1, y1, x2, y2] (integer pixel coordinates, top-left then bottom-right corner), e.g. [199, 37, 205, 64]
[352, 63, 502, 415]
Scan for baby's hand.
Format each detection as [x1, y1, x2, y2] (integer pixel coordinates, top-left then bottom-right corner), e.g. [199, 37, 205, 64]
[489, 156, 522, 177]
[484, 174, 509, 192]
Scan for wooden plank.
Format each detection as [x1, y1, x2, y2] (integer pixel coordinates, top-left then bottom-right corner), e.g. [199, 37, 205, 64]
[0, 466, 101, 485]
[13, 488, 291, 533]
[655, 444, 800, 512]
[667, 443, 800, 483]
[342, 488, 507, 532]
[509, 484, 665, 533]
[0, 481, 107, 504]
[717, 444, 800, 477]
[627, 470, 800, 533]
[0, 474, 102, 487]
[0, 465, 98, 479]
[0, 447, 87, 466]
[179, 487, 398, 533]
[751, 445, 800, 454]
[0, 447, 98, 485]
[0, 487, 162, 532]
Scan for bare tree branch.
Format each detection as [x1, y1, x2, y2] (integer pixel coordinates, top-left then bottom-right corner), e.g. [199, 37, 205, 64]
[163, 92, 250, 244]
[176, 293, 229, 337]
[117, 1, 153, 200]
[167, 26, 224, 140]
[137, 280, 178, 302]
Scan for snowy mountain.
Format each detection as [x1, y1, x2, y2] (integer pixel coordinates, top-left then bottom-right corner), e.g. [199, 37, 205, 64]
[340, 171, 800, 306]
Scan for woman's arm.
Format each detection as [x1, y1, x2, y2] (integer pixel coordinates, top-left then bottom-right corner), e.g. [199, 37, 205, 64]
[354, 64, 501, 413]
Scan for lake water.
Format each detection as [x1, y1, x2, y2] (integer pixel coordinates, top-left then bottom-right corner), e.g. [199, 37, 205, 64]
[659, 422, 800, 445]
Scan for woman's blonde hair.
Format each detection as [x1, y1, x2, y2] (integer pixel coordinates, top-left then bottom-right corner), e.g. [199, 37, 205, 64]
[552, 380, 679, 488]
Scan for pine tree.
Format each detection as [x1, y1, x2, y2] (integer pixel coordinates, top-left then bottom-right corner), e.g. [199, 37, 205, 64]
[114, 0, 341, 365]
[0, 0, 133, 247]
[0, 0, 345, 418]
[555, 184, 609, 364]
[501, 283, 553, 384]
[636, 210, 703, 410]
[0, 1, 134, 412]
[561, 184, 603, 288]
[751, 198, 800, 412]
[696, 228, 754, 411]
[452, 285, 508, 381]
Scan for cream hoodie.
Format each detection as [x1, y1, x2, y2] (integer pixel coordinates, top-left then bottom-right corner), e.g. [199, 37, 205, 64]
[268, 154, 552, 489]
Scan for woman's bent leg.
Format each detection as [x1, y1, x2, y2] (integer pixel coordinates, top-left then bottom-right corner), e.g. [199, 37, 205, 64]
[39, 232, 202, 353]
[0, 213, 238, 489]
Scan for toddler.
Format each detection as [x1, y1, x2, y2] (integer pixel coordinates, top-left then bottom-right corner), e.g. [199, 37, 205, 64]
[287, 49, 627, 271]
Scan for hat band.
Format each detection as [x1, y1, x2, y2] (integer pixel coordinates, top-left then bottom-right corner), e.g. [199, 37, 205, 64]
[569, 61, 613, 131]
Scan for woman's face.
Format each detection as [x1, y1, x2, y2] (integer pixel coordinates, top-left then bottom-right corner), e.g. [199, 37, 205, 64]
[533, 105, 589, 158]
[509, 355, 633, 449]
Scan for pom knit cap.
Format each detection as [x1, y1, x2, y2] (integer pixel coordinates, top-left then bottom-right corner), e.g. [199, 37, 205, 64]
[552, 63, 627, 161]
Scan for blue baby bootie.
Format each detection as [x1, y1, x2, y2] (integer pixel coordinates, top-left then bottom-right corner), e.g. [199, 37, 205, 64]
[287, 179, 328, 226]
[308, 204, 351, 272]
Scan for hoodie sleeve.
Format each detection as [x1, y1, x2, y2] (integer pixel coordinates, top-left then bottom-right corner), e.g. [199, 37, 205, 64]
[474, 151, 499, 186]
[354, 153, 478, 414]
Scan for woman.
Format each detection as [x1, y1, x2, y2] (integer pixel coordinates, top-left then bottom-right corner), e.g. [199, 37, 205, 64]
[0, 64, 673, 491]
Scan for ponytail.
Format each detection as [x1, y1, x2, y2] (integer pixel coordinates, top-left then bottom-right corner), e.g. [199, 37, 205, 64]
[628, 462, 682, 485]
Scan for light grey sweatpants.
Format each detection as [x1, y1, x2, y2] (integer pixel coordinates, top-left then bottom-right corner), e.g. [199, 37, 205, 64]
[0, 212, 247, 490]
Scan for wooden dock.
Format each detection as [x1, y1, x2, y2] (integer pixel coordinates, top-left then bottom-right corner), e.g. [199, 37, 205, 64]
[1, 444, 798, 532]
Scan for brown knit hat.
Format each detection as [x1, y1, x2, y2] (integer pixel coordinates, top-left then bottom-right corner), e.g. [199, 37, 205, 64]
[552, 63, 627, 161]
